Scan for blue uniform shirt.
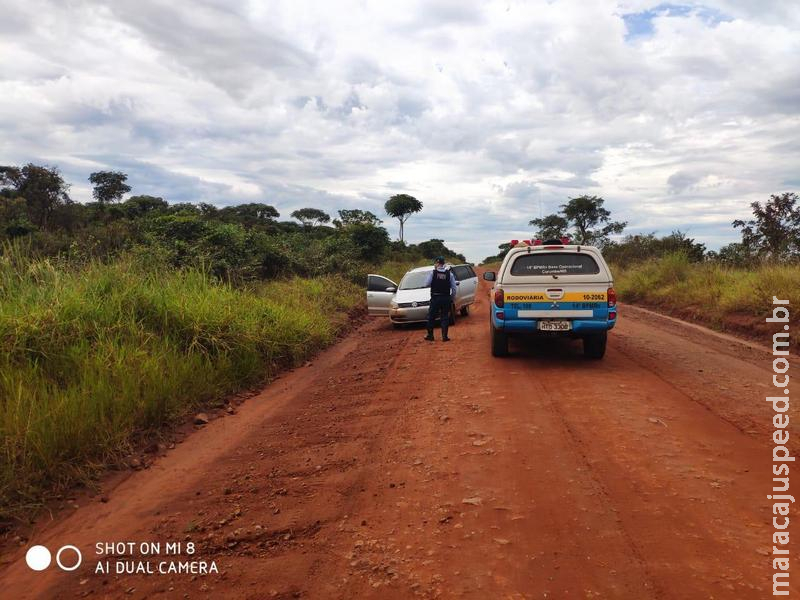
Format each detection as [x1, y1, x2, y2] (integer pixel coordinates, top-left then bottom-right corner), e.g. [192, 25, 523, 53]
[424, 267, 457, 297]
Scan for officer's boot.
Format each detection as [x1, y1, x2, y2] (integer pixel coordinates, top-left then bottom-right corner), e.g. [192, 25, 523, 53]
[441, 322, 450, 342]
[424, 328, 435, 341]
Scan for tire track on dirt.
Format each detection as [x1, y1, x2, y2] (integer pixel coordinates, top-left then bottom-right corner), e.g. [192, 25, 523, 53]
[533, 371, 662, 599]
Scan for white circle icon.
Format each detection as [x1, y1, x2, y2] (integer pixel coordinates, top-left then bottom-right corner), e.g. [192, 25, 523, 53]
[56, 545, 82, 571]
[25, 545, 51, 571]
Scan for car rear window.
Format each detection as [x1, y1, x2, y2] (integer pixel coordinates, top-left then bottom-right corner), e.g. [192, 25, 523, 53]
[510, 253, 600, 276]
[452, 266, 472, 281]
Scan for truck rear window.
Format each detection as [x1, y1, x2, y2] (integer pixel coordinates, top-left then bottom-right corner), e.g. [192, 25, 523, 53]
[510, 253, 600, 276]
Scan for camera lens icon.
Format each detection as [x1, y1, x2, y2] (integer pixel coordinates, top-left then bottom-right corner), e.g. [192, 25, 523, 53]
[25, 544, 82, 572]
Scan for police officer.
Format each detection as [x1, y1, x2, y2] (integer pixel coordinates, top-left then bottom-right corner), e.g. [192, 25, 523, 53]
[424, 256, 457, 342]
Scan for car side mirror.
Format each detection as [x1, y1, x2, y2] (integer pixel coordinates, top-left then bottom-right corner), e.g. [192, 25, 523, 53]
[483, 272, 496, 281]
[385, 286, 396, 293]
[456, 281, 460, 286]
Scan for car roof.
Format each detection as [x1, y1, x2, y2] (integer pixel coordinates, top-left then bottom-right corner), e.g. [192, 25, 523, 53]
[406, 263, 470, 274]
[507, 244, 603, 255]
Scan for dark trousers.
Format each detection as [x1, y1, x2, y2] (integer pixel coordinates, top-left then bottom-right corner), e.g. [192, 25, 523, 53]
[427, 295, 451, 337]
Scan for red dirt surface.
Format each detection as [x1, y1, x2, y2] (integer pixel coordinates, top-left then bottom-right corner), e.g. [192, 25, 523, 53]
[0, 277, 795, 598]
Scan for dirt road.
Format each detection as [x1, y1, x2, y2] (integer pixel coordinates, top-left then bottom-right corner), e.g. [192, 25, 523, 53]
[0, 278, 794, 598]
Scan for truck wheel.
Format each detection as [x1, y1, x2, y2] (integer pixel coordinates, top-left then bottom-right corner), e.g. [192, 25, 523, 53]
[449, 304, 456, 326]
[491, 325, 508, 357]
[459, 305, 469, 317]
[583, 332, 607, 359]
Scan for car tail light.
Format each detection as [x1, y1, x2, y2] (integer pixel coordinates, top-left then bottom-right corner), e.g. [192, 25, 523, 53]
[496, 311, 505, 320]
[494, 288, 504, 308]
[609, 310, 617, 320]
[608, 287, 617, 308]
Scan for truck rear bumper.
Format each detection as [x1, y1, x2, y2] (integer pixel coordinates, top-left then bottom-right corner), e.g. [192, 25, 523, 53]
[493, 315, 615, 334]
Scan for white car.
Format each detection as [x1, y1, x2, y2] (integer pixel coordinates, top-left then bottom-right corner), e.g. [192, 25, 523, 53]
[366, 264, 478, 325]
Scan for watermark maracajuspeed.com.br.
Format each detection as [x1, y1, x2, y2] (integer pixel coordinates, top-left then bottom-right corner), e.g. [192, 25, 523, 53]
[767, 296, 791, 596]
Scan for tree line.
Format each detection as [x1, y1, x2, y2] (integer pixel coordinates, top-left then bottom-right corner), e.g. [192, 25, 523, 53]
[481, 193, 800, 265]
[0, 164, 461, 281]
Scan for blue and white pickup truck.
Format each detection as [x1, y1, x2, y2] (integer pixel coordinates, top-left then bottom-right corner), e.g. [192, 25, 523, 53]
[483, 239, 617, 358]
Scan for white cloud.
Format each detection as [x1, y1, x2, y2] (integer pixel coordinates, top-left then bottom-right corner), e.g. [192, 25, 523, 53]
[0, 0, 798, 261]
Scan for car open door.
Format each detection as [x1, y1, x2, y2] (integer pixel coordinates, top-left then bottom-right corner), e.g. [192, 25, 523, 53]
[366, 274, 397, 316]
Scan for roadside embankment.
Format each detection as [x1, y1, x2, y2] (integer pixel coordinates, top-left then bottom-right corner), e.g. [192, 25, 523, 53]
[0, 251, 362, 520]
[614, 253, 800, 344]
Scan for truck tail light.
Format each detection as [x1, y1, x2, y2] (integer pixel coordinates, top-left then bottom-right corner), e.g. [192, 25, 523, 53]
[608, 287, 617, 308]
[496, 311, 505, 320]
[494, 288, 504, 308]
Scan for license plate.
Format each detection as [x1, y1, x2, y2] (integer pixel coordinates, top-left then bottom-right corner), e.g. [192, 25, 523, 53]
[538, 320, 571, 331]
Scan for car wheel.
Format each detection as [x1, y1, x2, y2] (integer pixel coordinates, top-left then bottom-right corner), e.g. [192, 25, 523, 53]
[459, 305, 469, 317]
[583, 332, 607, 359]
[491, 325, 508, 357]
[449, 304, 456, 326]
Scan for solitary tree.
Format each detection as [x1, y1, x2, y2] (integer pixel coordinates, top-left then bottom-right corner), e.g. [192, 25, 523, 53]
[335, 209, 381, 227]
[732, 192, 800, 260]
[561, 195, 626, 246]
[89, 171, 131, 204]
[385, 194, 422, 242]
[529, 214, 569, 240]
[291, 207, 330, 227]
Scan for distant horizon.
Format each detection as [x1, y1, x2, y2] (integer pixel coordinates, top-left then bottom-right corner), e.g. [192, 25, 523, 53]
[1, 1, 798, 262]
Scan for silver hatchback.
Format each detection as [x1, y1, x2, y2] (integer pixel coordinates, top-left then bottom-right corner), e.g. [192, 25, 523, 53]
[366, 264, 478, 325]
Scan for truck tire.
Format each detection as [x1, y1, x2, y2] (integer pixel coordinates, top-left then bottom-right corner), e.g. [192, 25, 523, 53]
[459, 305, 469, 317]
[491, 325, 508, 357]
[583, 332, 607, 359]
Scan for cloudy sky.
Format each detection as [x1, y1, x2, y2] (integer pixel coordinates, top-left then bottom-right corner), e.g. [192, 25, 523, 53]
[1, 0, 798, 261]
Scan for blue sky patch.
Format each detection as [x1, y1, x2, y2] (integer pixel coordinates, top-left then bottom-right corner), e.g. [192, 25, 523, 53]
[622, 3, 732, 40]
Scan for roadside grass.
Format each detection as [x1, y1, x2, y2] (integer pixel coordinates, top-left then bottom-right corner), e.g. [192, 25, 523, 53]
[613, 252, 800, 342]
[0, 248, 362, 520]
[370, 259, 434, 285]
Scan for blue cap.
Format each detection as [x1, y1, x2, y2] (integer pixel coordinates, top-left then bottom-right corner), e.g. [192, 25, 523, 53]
[435, 256, 445, 264]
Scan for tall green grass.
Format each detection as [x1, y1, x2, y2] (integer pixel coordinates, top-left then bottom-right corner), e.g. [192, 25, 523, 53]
[614, 252, 800, 341]
[0, 248, 361, 518]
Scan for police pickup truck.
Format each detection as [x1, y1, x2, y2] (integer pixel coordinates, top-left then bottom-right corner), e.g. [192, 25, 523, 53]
[483, 238, 617, 358]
